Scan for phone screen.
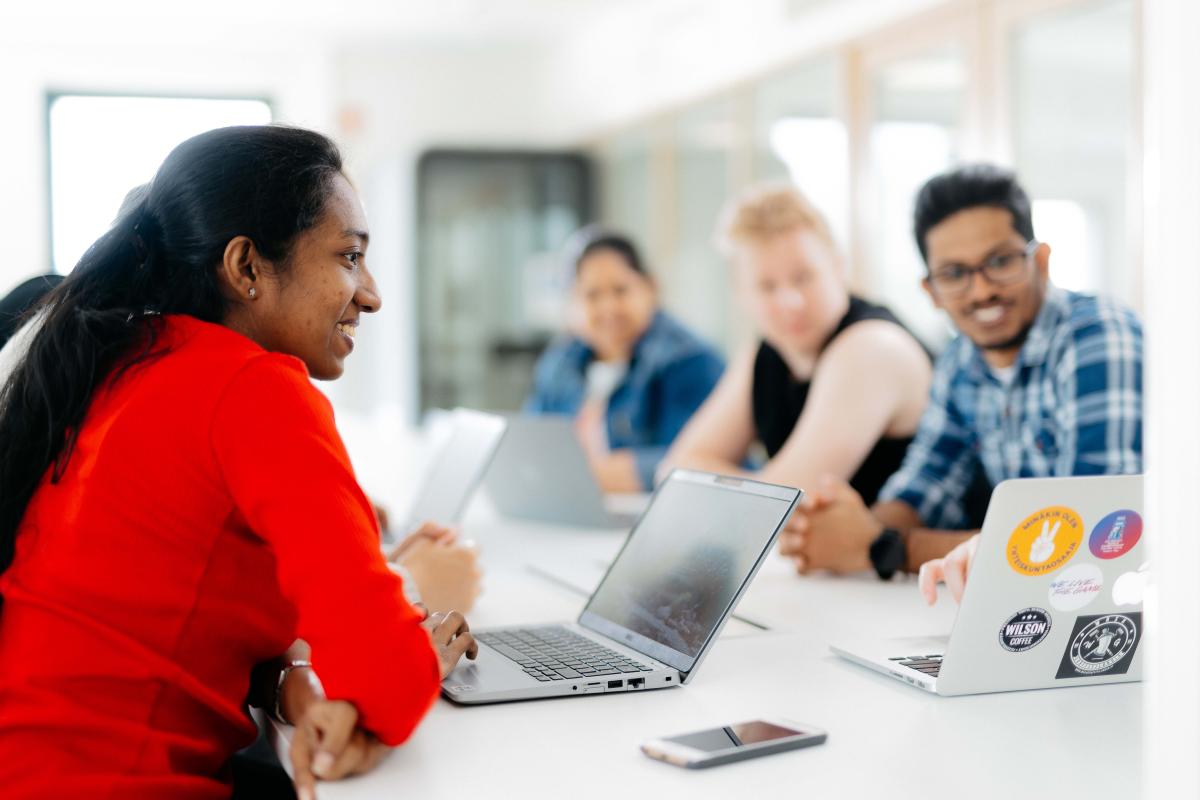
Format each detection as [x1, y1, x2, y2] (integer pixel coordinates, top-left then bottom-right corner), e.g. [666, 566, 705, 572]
[665, 720, 805, 753]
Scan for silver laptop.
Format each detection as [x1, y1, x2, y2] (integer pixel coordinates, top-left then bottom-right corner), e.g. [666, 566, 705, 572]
[832, 475, 1146, 696]
[483, 416, 638, 528]
[396, 408, 507, 533]
[443, 470, 801, 704]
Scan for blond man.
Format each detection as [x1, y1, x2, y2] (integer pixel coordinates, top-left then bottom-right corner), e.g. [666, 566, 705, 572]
[660, 184, 931, 523]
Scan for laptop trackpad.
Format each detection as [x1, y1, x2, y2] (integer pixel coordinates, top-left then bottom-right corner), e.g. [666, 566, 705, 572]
[443, 642, 529, 689]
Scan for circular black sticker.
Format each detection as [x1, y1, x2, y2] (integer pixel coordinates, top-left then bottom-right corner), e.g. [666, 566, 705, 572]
[1068, 614, 1137, 674]
[999, 607, 1053, 652]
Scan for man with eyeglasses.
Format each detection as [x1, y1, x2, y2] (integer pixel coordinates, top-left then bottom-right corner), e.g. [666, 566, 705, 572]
[779, 164, 1143, 595]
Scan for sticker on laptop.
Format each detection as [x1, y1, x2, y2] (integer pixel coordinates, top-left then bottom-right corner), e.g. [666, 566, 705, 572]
[1006, 506, 1083, 577]
[1112, 562, 1150, 606]
[1088, 510, 1142, 560]
[1055, 612, 1142, 680]
[1047, 564, 1103, 611]
[999, 607, 1052, 652]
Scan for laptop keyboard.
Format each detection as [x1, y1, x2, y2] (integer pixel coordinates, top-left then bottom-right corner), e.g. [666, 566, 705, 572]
[477, 626, 653, 682]
[889, 654, 944, 678]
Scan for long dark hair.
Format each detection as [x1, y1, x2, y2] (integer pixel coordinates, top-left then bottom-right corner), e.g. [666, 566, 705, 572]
[0, 124, 344, 578]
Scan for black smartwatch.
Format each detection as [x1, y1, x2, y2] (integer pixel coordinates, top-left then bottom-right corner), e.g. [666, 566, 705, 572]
[869, 528, 906, 581]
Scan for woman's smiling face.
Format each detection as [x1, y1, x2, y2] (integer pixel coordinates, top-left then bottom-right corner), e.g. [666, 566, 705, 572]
[240, 173, 382, 380]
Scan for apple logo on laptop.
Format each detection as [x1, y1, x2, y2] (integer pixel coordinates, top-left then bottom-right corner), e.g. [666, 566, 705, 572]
[1112, 563, 1150, 606]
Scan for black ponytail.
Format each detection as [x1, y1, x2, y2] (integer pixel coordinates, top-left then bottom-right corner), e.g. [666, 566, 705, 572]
[0, 124, 344, 578]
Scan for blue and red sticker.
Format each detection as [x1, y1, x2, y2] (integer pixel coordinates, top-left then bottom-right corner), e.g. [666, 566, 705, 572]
[1088, 510, 1142, 560]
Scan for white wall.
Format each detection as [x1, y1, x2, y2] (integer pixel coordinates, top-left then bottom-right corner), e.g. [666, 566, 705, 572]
[1143, 0, 1200, 793]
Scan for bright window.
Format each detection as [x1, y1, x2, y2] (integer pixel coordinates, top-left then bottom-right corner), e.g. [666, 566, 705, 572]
[48, 95, 272, 273]
[1033, 198, 1092, 292]
[768, 118, 850, 249]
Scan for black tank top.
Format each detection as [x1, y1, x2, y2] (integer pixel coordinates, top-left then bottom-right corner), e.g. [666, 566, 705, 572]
[751, 296, 928, 506]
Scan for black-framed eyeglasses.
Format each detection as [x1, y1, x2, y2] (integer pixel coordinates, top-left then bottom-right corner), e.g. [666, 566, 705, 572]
[927, 239, 1039, 297]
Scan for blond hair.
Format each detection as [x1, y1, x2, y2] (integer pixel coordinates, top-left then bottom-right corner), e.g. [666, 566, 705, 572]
[715, 183, 837, 258]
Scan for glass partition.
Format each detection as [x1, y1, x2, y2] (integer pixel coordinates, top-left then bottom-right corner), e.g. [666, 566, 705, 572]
[416, 151, 592, 413]
[753, 55, 849, 249]
[865, 45, 968, 348]
[598, 130, 654, 263]
[669, 98, 739, 352]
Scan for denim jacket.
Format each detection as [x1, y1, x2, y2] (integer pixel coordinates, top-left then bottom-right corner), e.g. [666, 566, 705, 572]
[524, 311, 724, 489]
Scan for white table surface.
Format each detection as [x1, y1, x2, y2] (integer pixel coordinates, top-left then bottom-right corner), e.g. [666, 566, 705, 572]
[276, 489, 1142, 800]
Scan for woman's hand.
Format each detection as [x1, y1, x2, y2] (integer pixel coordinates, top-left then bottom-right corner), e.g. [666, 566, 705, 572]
[370, 498, 391, 534]
[422, 610, 479, 679]
[290, 699, 390, 800]
[391, 523, 483, 615]
[574, 400, 609, 458]
[574, 403, 643, 492]
[386, 520, 456, 560]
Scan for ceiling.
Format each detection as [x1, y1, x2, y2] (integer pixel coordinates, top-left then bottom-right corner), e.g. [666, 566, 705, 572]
[1, 0, 709, 47]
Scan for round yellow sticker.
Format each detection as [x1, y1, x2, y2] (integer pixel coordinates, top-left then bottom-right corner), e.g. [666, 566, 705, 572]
[1006, 506, 1083, 576]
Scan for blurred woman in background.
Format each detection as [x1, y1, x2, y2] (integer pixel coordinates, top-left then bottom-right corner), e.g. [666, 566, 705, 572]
[526, 229, 724, 492]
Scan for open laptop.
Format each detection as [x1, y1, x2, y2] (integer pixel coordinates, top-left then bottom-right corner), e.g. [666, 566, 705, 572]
[443, 470, 801, 704]
[394, 408, 507, 534]
[832, 474, 1146, 696]
[483, 416, 641, 528]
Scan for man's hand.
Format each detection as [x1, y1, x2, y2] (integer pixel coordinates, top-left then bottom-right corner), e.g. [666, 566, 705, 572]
[777, 487, 833, 571]
[917, 534, 979, 605]
[290, 699, 390, 800]
[422, 610, 479, 679]
[778, 475, 881, 575]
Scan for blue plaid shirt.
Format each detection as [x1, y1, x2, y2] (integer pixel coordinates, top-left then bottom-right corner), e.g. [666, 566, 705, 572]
[878, 286, 1143, 529]
[525, 311, 724, 490]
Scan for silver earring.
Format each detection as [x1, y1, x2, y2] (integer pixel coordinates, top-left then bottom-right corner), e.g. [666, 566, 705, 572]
[248, 287, 257, 299]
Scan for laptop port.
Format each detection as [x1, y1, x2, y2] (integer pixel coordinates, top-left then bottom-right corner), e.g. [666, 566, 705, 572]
[665, 676, 672, 682]
[607, 680, 622, 689]
[629, 678, 644, 689]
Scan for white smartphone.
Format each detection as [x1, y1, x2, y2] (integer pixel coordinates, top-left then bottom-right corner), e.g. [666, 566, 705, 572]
[641, 718, 826, 769]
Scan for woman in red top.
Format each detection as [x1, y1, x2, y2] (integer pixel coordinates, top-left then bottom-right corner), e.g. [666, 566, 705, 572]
[0, 125, 476, 799]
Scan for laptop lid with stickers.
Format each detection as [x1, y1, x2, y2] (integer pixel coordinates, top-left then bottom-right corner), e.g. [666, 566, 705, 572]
[935, 475, 1145, 696]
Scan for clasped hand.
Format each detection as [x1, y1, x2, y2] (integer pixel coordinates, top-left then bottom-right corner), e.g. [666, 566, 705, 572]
[776, 475, 880, 574]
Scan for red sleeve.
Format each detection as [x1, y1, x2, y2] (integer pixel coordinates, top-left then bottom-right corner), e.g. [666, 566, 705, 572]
[210, 354, 440, 746]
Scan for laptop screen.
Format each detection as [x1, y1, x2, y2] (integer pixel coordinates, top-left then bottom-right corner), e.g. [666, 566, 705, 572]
[578, 471, 798, 673]
[405, 409, 506, 529]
